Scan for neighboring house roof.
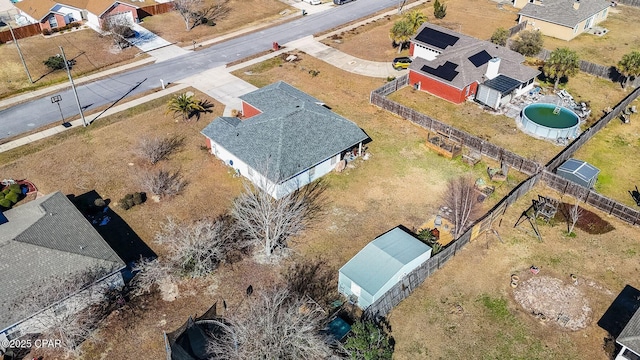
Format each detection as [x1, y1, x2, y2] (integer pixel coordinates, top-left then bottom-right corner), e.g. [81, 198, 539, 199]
[15, 0, 146, 22]
[410, 23, 540, 90]
[201, 81, 369, 183]
[618, 307, 640, 355]
[557, 158, 600, 182]
[339, 227, 431, 297]
[0, 191, 125, 331]
[519, 0, 610, 28]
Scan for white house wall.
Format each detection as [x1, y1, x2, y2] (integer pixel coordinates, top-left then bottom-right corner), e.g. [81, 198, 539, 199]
[337, 272, 375, 309]
[52, 5, 82, 22]
[0, 271, 123, 352]
[372, 250, 432, 300]
[413, 43, 440, 61]
[272, 154, 339, 199]
[86, 12, 101, 30]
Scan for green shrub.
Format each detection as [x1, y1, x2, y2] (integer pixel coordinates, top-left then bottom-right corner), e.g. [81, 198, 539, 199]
[43, 55, 66, 70]
[2, 188, 10, 195]
[8, 184, 21, 193]
[5, 191, 19, 204]
[132, 192, 145, 205]
[0, 198, 11, 208]
[42, 29, 52, 35]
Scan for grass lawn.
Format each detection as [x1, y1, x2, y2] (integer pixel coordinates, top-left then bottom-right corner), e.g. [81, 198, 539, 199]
[0, 28, 142, 100]
[390, 185, 640, 359]
[572, 100, 640, 207]
[140, 0, 292, 47]
[541, 5, 640, 67]
[320, 0, 519, 62]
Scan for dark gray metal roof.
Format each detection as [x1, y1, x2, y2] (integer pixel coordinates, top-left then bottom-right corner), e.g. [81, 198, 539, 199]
[558, 158, 600, 182]
[484, 75, 522, 95]
[0, 192, 125, 330]
[339, 227, 431, 297]
[201, 81, 369, 183]
[410, 23, 540, 90]
[619, 308, 640, 354]
[519, 0, 610, 28]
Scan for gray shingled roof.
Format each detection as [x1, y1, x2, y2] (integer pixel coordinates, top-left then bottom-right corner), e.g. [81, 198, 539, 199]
[201, 81, 369, 183]
[619, 307, 640, 354]
[0, 192, 125, 330]
[519, 0, 610, 28]
[410, 23, 540, 90]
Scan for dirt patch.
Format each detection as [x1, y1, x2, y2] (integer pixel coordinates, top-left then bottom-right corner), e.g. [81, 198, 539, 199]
[513, 275, 591, 331]
[554, 202, 616, 234]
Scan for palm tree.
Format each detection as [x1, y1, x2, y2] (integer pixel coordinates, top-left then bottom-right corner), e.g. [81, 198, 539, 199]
[618, 51, 640, 89]
[166, 92, 206, 121]
[542, 47, 580, 90]
[404, 10, 427, 33]
[389, 20, 414, 54]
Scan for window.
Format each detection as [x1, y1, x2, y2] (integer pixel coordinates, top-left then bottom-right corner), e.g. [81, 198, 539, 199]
[308, 166, 316, 179]
[602, 8, 607, 18]
[49, 16, 58, 28]
[247, 167, 253, 177]
[465, 85, 470, 96]
[573, 25, 578, 34]
[331, 155, 338, 165]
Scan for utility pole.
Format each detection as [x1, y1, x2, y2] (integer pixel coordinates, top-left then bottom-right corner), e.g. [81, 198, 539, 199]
[8, 23, 33, 83]
[59, 46, 87, 127]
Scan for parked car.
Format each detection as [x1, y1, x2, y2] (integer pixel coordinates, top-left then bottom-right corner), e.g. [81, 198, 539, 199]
[303, 0, 321, 4]
[334, 0, 355, 4]
[392, 57, 413, 70]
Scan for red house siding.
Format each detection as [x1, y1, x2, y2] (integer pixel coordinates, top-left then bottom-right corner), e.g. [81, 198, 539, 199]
[205, 137, 212, 150]
[242, 102, 262, 119]
[409, 70, 477, 104]
[103, 3, 139, 23]
[409, 42, 415, 57]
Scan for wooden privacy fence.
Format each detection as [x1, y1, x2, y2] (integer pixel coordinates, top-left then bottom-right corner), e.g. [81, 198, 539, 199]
[617, 0, 640, 6]
[541, 171, 640, 225]
[508, 21, 527, 38]
[536, 48, 640, 87]
[138, 2, 174, 18]
[546, 85, 640, 170]
[371, 77, 542, 176]
[364, 76, 640, 318]
[0, 23, 42, 43]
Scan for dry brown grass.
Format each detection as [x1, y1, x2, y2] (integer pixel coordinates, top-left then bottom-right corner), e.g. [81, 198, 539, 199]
[0, 28, 142, 99]
[320, 0, 519, 61]
[140, 0, 292, 47]
[542, 5, 640, 66]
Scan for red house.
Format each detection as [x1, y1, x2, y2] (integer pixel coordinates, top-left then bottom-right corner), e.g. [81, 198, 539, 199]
[408, 23, 540, 109]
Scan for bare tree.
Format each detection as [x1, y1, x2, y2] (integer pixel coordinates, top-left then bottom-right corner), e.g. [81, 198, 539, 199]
[442, 176, 481, 238]
[101, 15, 135, 49]
[567, 200, 583, 235]
[130, 257, 171, 297]
[173, 0, 230, 31]
[207, 288, 332, 359]
[140, 168, 188, 198]
[282, 257, 337, 310]
[136, 135, 185, 165]
[154, 215, 250, 278]
[231, 180, 325, 258]
[8, 265, 121, 356]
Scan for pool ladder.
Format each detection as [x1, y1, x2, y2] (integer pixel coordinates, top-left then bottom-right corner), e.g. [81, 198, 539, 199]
[553, 106, 561, 114]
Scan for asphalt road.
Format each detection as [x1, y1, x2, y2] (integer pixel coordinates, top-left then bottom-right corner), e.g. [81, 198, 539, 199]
[0, 0, 402, 140]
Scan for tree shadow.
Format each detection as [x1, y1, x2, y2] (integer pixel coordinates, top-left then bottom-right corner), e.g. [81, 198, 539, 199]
[67, 190, 156, 265]
[188, 99, 214, 121]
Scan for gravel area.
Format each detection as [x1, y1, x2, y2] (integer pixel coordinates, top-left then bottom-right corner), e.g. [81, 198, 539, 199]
[513, 276, 592, 331]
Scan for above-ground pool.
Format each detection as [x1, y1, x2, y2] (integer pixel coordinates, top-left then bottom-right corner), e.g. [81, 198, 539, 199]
[519, 103, 580, 140]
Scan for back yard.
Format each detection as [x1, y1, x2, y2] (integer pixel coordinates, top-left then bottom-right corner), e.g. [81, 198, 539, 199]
[0, 28, 142, 100]
[321, 0, 519, 61]
[541, 5, 640, 67]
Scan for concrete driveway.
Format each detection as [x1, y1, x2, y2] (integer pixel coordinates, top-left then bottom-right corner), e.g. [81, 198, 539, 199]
[130, 24, 190, 61]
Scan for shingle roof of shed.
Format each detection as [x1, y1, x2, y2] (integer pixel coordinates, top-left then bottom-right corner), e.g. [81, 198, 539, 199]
[519, 0, 610, 28]
[0, 192, 124, 330]
[201, 81, 368, 183]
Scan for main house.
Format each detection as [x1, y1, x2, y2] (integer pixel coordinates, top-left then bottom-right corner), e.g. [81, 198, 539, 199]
[201, 81, 369, 199]
[408, 23, 540, 109]
[14, 0, 165, 32]
[513, 0, 610, 41]
[338, 227, 432, 309]
[616, 306, 640, 360]
[0, 191, 125, 351]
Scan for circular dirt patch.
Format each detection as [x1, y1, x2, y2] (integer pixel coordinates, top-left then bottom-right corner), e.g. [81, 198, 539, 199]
[513, 276, 591, 330]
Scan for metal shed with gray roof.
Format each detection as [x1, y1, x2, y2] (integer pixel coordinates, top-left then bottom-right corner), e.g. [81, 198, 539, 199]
[338, 227, 432, 309]
[0, 191, 125, 339]
[556, 158, 600, 188]
[201, 81, 369, 199]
